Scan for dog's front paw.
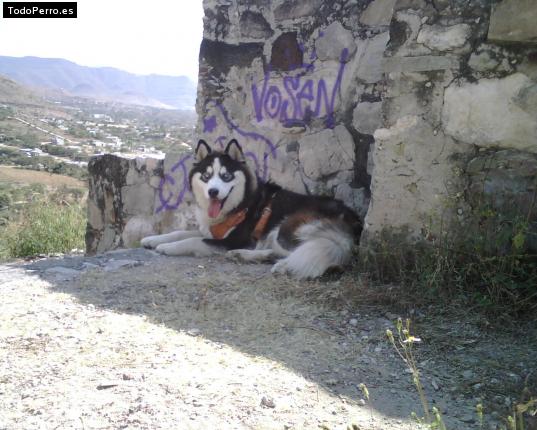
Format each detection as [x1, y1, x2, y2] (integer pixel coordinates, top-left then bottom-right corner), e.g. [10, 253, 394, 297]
[226, 249, 244, 261]
[141, 235, 159, 249]
[271, 259, 288, 275]
[155, 243, 175, 255]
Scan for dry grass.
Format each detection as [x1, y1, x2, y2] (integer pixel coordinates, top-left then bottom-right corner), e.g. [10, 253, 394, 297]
[0, 165, 85, 188]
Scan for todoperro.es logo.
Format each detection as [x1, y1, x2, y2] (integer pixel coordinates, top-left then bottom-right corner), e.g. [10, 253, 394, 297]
[3, 2, 77, 18]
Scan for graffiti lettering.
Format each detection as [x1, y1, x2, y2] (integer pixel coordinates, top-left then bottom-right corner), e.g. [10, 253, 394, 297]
[156, 154, 192, 213]
[156, 45, 353, 213]
[252, 48, 349, 128]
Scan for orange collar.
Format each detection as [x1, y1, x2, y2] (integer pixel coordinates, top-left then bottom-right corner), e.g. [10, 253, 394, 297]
[252, 203, 272, 240]
[210, 209, 248, 240]
[209, 198, 274, 241]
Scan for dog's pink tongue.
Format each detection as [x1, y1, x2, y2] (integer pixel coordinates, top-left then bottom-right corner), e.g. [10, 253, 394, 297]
[208, 199, 221, 218]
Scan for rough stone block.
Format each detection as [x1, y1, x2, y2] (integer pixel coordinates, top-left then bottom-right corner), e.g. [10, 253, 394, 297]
[383, 55, 459, 73]
[352, 101, 383, 135]
[122, 183, 156, 217]
[355, 32, 390, 83]
[365, 116, 469, 239]
[360, 0, 397, 26]
[298, 125, 355, 180]
[86, 154, 166, 254]
[468, 50, 500, 72]
[274, 0, 323, 20]
[239, 11, 273, 39]
[488, 0, 537, 45]
[442, 73, 537, 154]
[417, 24, 471, 51]
[315, 22, 357, 62]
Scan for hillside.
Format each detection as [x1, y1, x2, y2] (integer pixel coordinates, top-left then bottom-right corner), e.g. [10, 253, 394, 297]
[0, 75, 49, 107]
[0, 56, 197, 110]
[0, 166, 85, 188]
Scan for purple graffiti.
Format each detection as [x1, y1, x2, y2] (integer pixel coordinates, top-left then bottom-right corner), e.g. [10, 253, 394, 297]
[215, 103, 277, 158]
[214, 103, 277, 182]
[156, 154, 192, 213]
[156, 48, 348, 213]
[203, 115, 217, 133]
[252, 48, 348, 129]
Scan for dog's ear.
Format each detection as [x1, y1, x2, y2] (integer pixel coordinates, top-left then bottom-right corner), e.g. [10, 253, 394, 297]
[224, 139, 245, 162]
[195, 139, 211, 161]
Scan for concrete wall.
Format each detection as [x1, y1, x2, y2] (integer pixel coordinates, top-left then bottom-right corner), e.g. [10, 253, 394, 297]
[87, 0, 537, 253]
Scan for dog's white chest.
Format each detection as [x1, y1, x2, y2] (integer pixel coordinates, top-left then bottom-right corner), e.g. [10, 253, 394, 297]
[194, 207, 214, 238]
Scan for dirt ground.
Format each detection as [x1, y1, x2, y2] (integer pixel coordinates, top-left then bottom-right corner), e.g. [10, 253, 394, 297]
[0, 249, 535, 429]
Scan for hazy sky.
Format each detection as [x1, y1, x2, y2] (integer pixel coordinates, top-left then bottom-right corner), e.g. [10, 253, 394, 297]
[0, 0, 204, 80]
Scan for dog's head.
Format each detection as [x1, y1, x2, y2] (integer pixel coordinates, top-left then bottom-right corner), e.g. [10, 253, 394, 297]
[189, 139, 257, 220]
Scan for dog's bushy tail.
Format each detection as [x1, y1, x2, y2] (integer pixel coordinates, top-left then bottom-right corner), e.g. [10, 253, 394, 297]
[272, 219, 355, 279]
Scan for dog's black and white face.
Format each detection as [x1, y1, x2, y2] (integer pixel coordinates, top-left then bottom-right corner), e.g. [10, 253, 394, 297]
[189, 139, 254, 221]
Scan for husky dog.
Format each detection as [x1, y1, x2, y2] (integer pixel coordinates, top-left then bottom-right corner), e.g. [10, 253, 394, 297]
[141, 139, 362, 279]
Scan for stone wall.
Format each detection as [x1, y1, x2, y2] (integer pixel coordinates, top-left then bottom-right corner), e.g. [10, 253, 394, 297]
[366, 0, 537, 243]
[86, 155, 163, 254]
[87, 0, 537, 253]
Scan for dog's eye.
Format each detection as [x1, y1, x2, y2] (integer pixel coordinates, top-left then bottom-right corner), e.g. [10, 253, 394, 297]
[220, 172, 233, 182]
[201, 172, 211, 182]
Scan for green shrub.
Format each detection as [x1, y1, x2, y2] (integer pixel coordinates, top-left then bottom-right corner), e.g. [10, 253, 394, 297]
[360, 210, 537, 315]
[0, 191, 11, 210]
[3, 200, 86, 257]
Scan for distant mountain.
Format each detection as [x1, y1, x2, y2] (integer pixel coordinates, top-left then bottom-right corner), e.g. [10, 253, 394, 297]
[0, 56, 197, 110]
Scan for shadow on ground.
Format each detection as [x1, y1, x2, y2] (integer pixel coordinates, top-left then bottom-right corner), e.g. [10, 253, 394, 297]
[17, 248, 535, 429]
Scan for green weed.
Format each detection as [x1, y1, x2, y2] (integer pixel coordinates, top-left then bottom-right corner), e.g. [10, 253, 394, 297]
[360, 211, 537, 315]
[1, 198, 85, 258]
[385, 319, 536, 430]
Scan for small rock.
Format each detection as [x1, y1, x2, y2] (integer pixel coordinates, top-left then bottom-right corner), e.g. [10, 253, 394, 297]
[260, 396, 275, 408]
[186, 328, 201, 337]
[349, 318, 358, 327]
[460, 413, 475, 423]
[385, 312, 397, 320]
[358, 399, 366, 406]
[431, 379, 440, 391]
[104, 259, 140, 272]
[326, 378, 338, 386]
[462, 370, 475, 380]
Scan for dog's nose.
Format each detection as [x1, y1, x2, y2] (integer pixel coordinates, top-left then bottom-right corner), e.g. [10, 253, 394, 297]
[208, 188, 219, 198]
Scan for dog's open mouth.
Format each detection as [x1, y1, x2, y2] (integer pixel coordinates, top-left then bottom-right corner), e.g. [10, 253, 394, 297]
[208, 197, 227, 218]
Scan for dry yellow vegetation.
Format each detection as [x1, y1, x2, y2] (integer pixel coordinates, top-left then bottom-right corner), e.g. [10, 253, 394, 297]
[0, 165, 85, 188]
